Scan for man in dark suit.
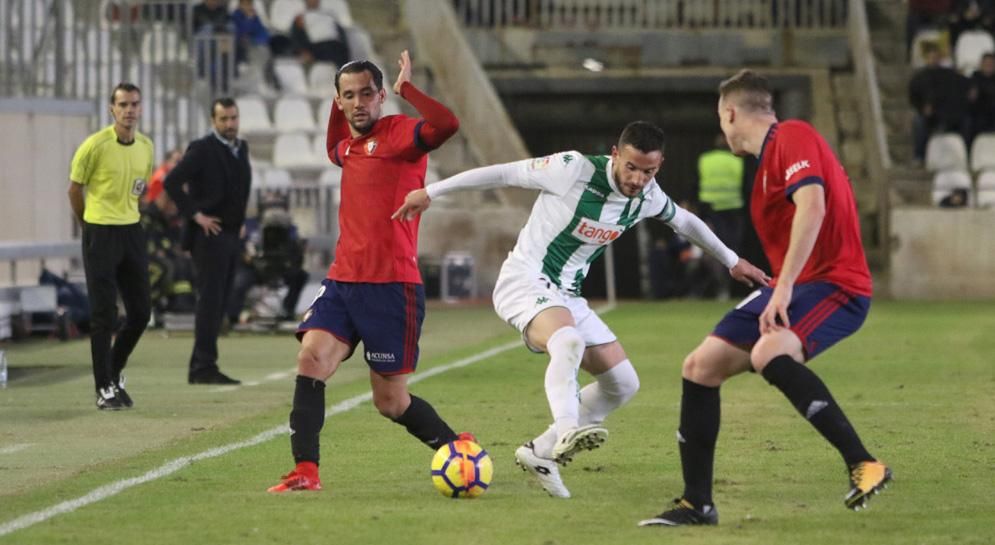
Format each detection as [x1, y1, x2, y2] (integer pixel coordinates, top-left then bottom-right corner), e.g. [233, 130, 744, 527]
[165, 97, 251, 384]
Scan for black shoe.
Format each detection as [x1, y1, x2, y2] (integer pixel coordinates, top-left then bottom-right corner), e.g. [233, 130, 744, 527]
[638, 498, 719, 527]
[96, 386, 125, 411]
[188, 370, 241, 385]
[114, 376, 134, 408]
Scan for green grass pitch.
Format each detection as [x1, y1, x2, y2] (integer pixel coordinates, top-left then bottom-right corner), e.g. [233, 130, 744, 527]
[1, 300, 992, 544]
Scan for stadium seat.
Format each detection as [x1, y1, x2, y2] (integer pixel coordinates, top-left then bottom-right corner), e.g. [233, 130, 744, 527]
[312, 134, 330, 164]
[316, 97, 334, 126]
[969, 132, 995, 171]
[274, 96, 316, 132]
[263, 167, 294, 189]
[273, 60, 309, 95]
[319, 166, 342, 187]
[977, 189, 995, 207]
[237, 96, 276, 136]
[345, 26, 375, 60]
[274, 133, 321, 168]
[320, 0, 354, 27]
[383, 95, 403, 116]
[308, 62, 338, 97]
[269, 0, 305, 33]
[954, 29, 995, 75]
[977, 169, 995, 191]
[925, 133, 969, 172]
[931, 169, 973, 205]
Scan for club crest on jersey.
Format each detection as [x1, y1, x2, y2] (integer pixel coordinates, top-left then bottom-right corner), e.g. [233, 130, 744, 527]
[572, 218, 624, 245]
[365, 139, 378, 154]
[785, 160, 811, 182]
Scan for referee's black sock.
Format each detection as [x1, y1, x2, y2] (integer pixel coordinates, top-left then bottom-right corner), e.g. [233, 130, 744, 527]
[392, 395, 457, 450]
[678, 379, 721, 508]
[290, 375, 326, 465]
[761, 355, 872, 466]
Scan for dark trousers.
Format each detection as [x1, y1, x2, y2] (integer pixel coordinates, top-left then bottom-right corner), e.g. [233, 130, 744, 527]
[81, 222, 150, 389]
[189, 229, 241, 378]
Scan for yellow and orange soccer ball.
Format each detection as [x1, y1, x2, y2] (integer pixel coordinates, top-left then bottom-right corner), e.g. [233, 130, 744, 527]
[430, 439, 493, 498]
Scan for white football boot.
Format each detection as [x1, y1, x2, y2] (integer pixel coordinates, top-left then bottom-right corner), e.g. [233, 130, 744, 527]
[551, 424, 609, 465]
[515, 442, 571, 498]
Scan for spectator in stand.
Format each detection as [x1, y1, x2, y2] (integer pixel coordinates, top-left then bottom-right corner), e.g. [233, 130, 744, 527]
[969, 52, 995, 137]
[949, 0, 995, 46]
[291, 0, 351, 68]
[145, 148, 183, 204]
[907, 0, 954, 56]
[909, 42, 971, 160]
[231, 0, 271, 66]
[193, 0, 235, 93]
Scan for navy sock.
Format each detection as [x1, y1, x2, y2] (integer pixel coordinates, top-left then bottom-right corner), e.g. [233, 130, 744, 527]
[392, 395, 457, 450]
[761, 355, 872, 466]
[678, 379, 721, 507]
[290, 375, 325, 465]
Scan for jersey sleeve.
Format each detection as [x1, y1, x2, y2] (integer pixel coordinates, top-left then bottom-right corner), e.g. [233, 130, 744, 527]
[69, 135, 97, 185]
[387, 115, 431, 161]
[507, 151, 590, 196]
[776, 123, 826, 202]
[645, 183, 677, 222]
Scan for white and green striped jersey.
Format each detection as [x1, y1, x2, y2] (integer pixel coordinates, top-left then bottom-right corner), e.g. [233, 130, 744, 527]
[505, 151, 676, 295]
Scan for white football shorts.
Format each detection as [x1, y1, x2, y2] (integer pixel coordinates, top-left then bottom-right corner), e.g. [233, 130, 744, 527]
[491, 259, 616, 353]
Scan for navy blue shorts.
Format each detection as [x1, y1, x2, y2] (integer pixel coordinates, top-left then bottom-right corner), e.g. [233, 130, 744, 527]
[297, 279, 425, 375]
[712, 281, 870, 359]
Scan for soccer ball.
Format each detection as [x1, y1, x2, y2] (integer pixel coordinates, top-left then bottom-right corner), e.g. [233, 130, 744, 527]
[430, 439, 493, 498]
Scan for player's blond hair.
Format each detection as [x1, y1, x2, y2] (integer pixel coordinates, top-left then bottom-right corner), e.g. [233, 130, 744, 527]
[718, 69, 773, 114]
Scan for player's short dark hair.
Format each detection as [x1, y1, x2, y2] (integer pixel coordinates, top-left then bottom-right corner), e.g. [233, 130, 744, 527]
[335, 60, 384, 93]
[211, 97, 238, 117]
[719, 69, 773, 114]
[618, 121, 665, 154]
[109, 82, 141, 104]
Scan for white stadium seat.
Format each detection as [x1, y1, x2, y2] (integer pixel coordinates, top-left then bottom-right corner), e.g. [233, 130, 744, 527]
[263, 167, 294, 189]
[274, 96, 316, 132]
[274, 133, 321, 168]
[273, 60, 309, 95]
[931, 169, 972, 205]
[236, 96, 276, 135]
[308, 62, 338, 97]
[312, 134, 331, 164]
[976, 169, 995, 191]
[954, 30, 995, 75]
[269, 0, 305, 33]
[969, 132, 995, 172]
[925, 133, 969, 172]
[320, 0, 354, 26]
[319, 167, 342, 187]
[977, 189, 995, 207]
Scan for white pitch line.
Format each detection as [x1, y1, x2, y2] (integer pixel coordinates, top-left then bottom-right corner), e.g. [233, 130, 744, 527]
[0, 339, 522, 538]
[0, 443, 32, 455]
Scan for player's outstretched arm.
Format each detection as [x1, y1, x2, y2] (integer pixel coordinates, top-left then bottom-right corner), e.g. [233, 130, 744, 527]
[393, 50, 460, 148]
[391, 162, 523, 221]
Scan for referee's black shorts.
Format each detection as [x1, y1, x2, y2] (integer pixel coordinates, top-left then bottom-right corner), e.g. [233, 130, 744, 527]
[81, 222, 150, 325]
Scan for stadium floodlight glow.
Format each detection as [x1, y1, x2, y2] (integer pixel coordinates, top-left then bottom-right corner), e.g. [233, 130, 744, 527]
[582, 58, 604, 72]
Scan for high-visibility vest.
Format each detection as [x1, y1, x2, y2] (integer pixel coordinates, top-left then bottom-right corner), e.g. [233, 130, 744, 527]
[697, 149, 744, 211]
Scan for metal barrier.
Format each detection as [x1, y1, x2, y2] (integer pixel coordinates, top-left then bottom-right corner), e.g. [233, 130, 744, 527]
[453, 0, 847, 29]
[0, 0, 237, 160]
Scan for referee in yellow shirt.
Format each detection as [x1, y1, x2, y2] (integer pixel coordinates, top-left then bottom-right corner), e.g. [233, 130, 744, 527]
[68, 83, 154, 410]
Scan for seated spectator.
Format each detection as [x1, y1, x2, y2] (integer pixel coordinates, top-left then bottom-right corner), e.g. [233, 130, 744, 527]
[969, 52, 995, 136]
[193, 0, 234, 92]
[290, 0, 351, 67]
[950, 0, 995, 45]
[231, 0, 271, 66]
[226, 195, 308, 324]
[145, 148, 183, 204]
[907, 0, 954, 56]
[910, 42, 971, 160]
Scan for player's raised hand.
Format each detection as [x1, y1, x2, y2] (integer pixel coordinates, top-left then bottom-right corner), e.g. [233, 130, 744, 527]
[729, 258, 770, 288]
[393, 50, 412, 95]
[391, 188, 431, 221]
